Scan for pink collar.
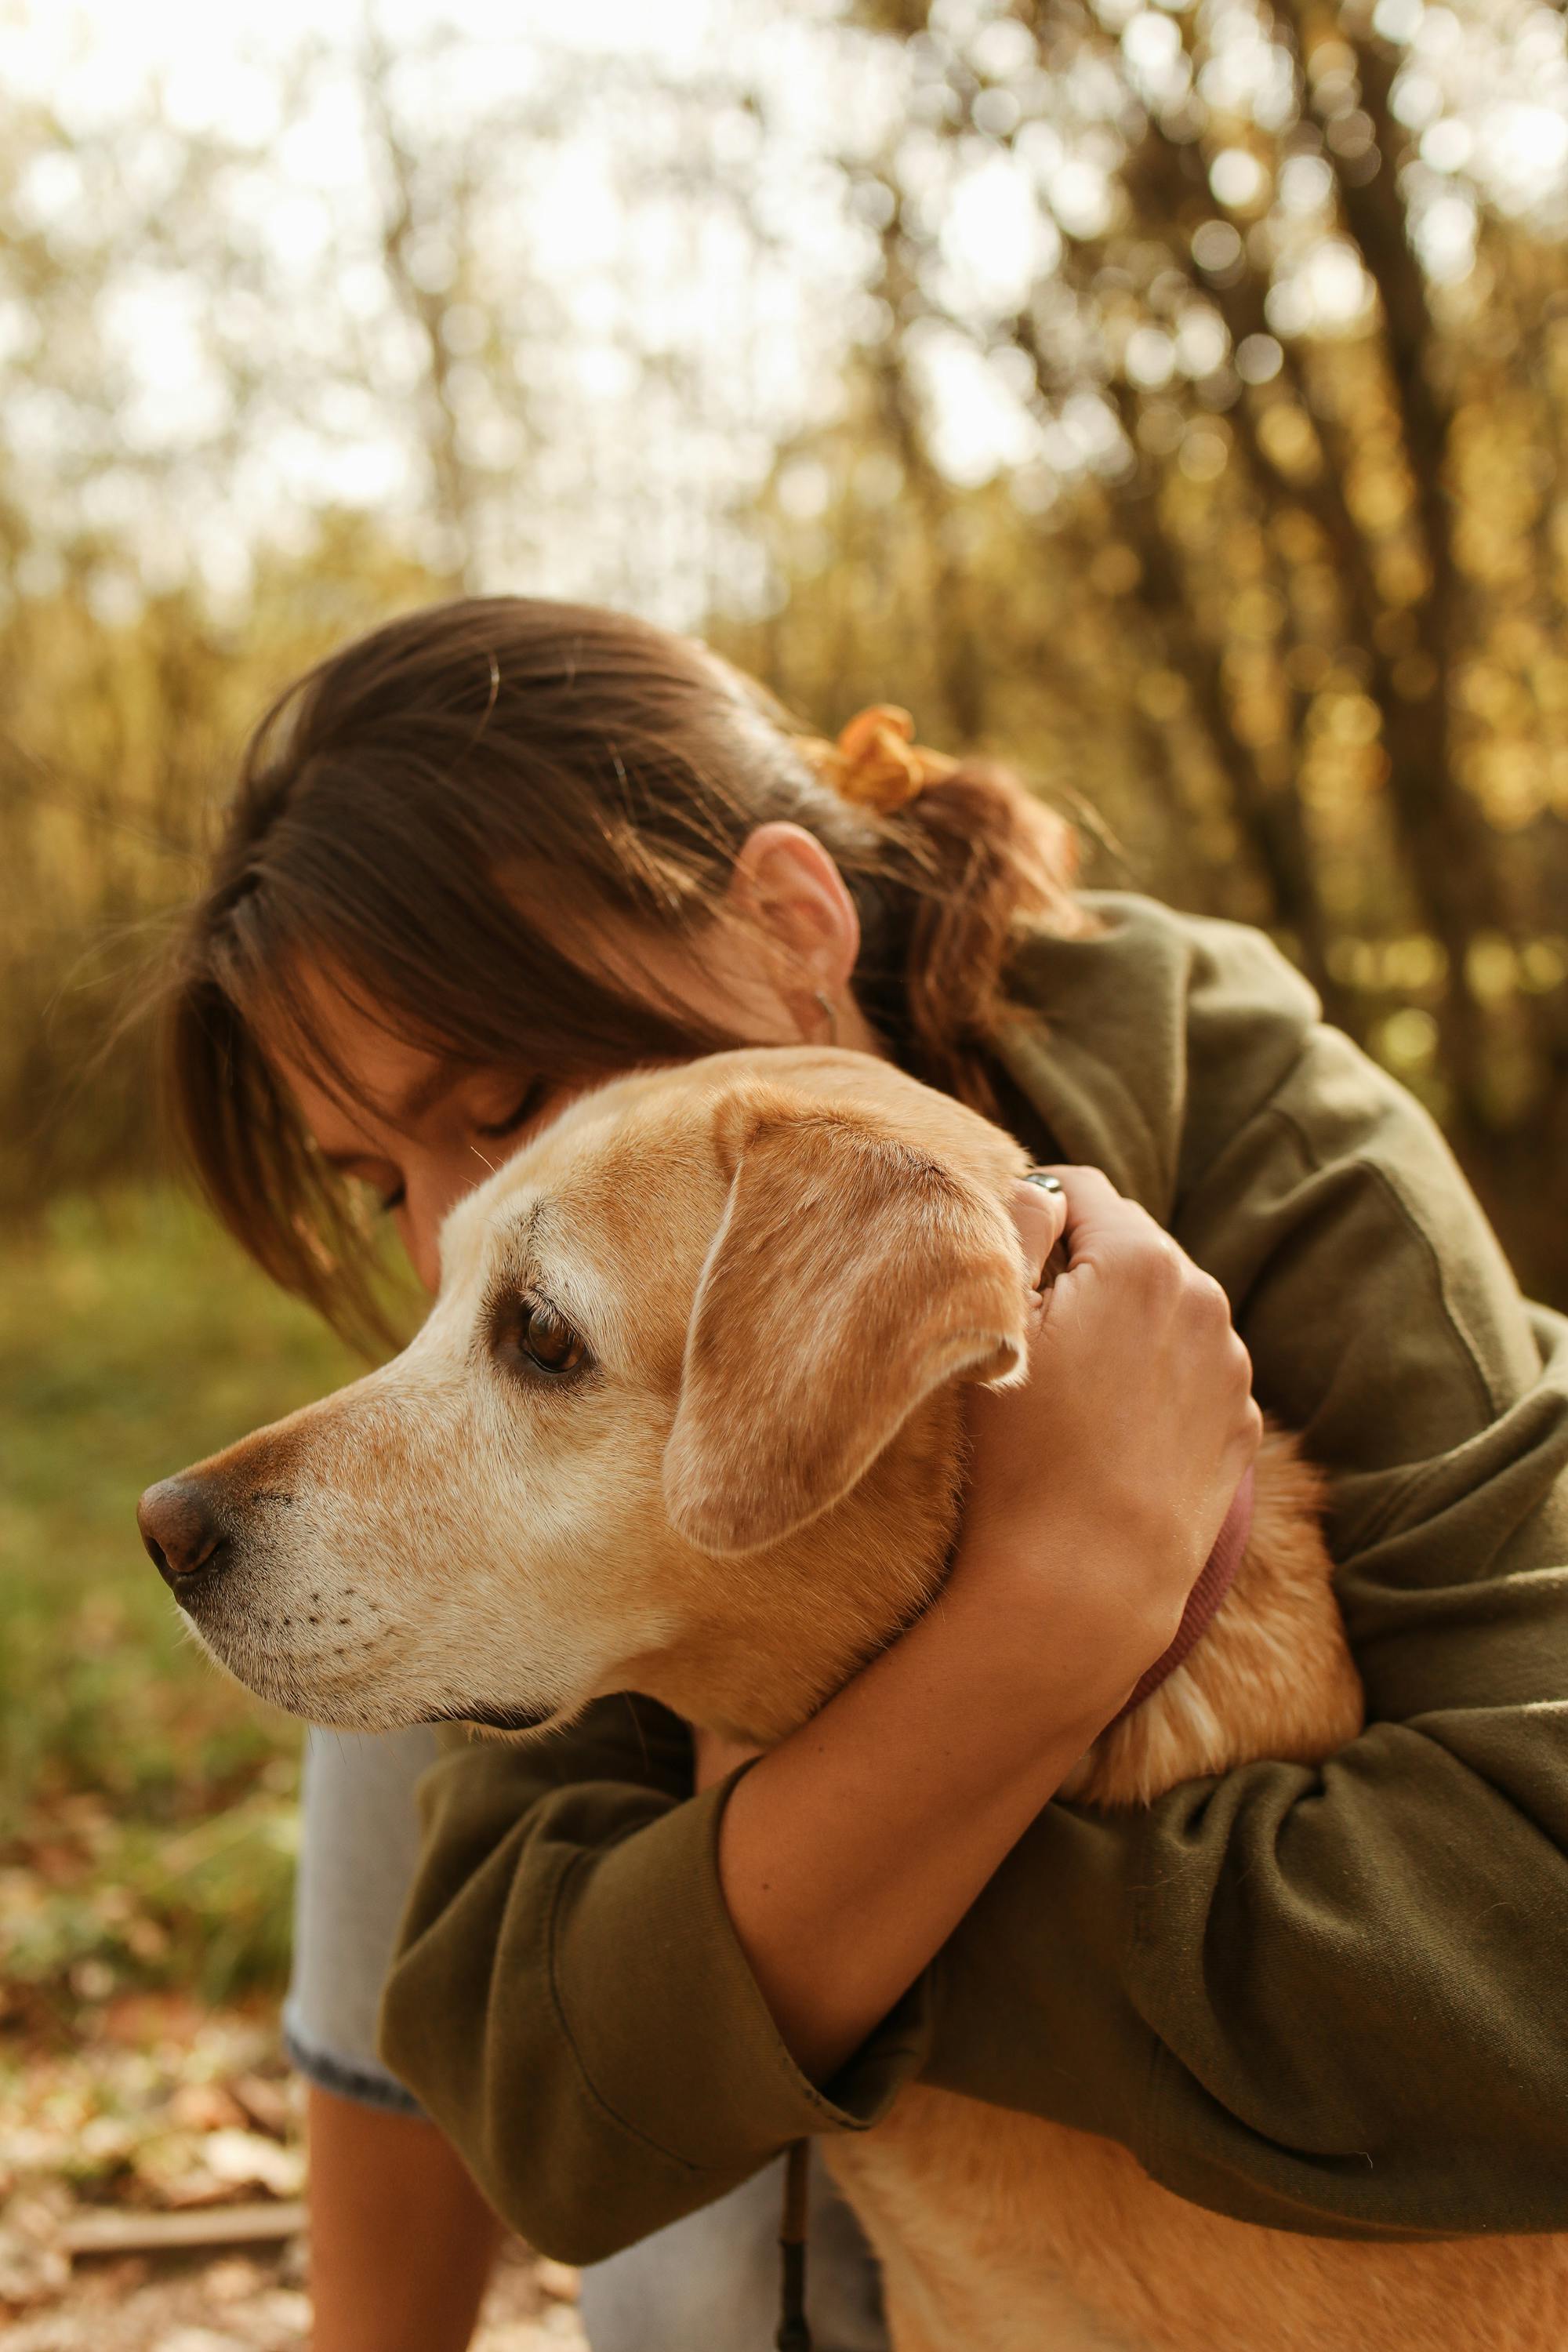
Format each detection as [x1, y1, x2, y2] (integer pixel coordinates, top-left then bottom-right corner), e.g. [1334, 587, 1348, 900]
[1110, 1466, 1254, 1726]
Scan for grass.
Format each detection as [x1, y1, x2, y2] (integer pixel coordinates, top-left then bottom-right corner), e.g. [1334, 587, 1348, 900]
[0, 1192, 368, 2016]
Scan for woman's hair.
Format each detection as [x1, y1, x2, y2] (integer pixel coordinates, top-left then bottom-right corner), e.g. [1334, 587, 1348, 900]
[162, 597, 1083, 1344]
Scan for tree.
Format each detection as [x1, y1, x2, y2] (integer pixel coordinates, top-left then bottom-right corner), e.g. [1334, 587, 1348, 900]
[714, 0, 1568, 1302]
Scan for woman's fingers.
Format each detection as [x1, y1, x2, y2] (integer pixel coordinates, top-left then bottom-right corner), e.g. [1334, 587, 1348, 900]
[1026, 1159, 1261, 1486]
[1035, 1163, 1174, 1279]
[1008, 1174, 1069, 1290]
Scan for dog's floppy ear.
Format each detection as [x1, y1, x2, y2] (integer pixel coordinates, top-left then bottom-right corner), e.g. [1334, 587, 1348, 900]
[662, 1098, 1030, 1555]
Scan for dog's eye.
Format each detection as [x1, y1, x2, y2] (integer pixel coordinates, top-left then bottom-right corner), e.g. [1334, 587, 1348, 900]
[498, 1296, 589, 1381]
[523, 1301, 583, 1375]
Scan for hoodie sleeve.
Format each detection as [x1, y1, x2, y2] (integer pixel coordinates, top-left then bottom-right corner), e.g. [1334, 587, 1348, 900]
[379, 1697, 931, 2261]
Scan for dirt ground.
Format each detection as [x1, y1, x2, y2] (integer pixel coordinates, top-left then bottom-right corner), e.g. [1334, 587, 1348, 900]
[0, 1998, 586, 2351]
[2, 2238, 586, 2352]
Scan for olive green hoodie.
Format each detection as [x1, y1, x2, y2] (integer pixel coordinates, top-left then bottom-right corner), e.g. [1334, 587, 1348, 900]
[379, 894, 1568, 2261]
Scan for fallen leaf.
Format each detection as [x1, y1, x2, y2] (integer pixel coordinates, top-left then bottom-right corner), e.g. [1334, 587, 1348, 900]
[227, 2075, 292, 2140]
[204, 2257, 263, 2304]
[168, 2085, 247, 2136]
[201, 2132, 304, 2199]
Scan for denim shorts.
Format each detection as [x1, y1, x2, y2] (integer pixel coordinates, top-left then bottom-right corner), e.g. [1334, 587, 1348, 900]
[285, 1725, 887, 2352]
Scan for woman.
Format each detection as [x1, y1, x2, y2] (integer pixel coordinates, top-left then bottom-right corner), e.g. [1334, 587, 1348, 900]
[158, 598, 1568, 2352]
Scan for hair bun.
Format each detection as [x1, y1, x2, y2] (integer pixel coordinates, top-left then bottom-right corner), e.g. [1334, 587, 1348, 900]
[800, 704, 959, 815]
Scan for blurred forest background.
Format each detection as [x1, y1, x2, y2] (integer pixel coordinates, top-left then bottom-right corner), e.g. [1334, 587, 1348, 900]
[1, 0, 1566, 2330]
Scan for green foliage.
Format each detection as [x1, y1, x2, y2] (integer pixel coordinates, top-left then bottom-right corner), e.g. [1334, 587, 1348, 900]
[1, 1, 1564, 1301]
[0, 1192, 361, 2009]
[0, 521, 445, 1214]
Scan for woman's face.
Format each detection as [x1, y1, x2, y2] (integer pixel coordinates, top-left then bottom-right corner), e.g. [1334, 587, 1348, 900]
[281, 1013, 582, 1296]
[268, 826, 881, 1294]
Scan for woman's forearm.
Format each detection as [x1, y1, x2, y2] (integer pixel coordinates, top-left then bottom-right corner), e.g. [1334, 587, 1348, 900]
[716, 1522, 1152, 2085]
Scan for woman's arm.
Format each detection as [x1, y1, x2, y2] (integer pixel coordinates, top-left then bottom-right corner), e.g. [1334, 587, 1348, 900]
[713, 1167, 1260, 2081]
[921, 1018, 1568, 2237]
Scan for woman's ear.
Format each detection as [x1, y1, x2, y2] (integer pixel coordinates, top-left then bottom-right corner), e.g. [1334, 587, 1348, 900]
[728, 822, 862, 1008]
[662, 1092, 1031, 1557]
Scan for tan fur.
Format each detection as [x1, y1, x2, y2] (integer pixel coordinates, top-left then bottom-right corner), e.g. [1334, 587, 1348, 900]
[151, 1047, 1567, 2349]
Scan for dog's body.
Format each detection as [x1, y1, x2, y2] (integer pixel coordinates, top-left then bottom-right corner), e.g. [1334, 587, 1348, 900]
[140, 1047, 1567, 2350]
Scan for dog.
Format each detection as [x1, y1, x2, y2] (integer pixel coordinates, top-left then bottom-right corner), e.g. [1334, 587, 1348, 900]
[139, 1045, 1567, 2351]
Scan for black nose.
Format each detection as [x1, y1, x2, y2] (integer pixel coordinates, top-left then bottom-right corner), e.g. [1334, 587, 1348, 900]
[138, 1477, 230, 1596]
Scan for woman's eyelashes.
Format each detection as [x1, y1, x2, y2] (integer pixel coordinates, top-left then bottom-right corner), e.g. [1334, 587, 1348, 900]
[368, 1082, 552, 1214]
[474, 1079, 551, 1142]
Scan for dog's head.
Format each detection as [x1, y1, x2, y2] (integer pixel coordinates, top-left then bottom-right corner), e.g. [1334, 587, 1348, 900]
[138, 1048, 1032, 1742]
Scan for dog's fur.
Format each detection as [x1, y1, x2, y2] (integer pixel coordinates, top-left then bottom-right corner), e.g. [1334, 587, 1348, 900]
[147, 1047, 1567, 2351]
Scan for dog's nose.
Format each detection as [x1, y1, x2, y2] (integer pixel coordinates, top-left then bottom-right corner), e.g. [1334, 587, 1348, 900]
[138, 1477, 230, 1595]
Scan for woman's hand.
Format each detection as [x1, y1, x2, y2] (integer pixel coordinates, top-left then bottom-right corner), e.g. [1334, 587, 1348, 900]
[955, 1166, 1262, 1720]
[713, 1165, 1261, 2082]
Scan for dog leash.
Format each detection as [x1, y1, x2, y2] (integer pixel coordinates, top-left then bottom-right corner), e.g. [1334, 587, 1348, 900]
[775, 2140, 812, 2350]
[1108, 1465, 1254, 1724]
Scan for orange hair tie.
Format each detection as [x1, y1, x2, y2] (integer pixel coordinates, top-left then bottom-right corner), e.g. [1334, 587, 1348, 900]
[799, 704, 958, 815]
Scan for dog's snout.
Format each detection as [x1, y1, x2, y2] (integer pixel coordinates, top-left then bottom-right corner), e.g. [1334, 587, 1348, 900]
[138, 1477, 230, 1595]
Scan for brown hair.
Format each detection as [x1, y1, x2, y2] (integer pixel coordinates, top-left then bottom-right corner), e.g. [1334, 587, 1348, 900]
[162, 597, 1082, 1346]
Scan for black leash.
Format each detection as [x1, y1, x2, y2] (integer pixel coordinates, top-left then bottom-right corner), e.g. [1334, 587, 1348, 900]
[775, 2139, 813, 2350]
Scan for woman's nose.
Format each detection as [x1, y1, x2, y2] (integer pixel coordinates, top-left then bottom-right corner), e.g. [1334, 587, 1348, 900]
[401, 1214, 442, 1297]
[400, 1164, 477, 1295]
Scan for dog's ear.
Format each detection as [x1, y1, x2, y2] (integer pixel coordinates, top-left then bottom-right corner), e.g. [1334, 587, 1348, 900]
[662, 1099, 1030, 1555]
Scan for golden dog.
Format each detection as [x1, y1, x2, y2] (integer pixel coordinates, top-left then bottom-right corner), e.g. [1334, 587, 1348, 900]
[139, 1047, 1566, 2351]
